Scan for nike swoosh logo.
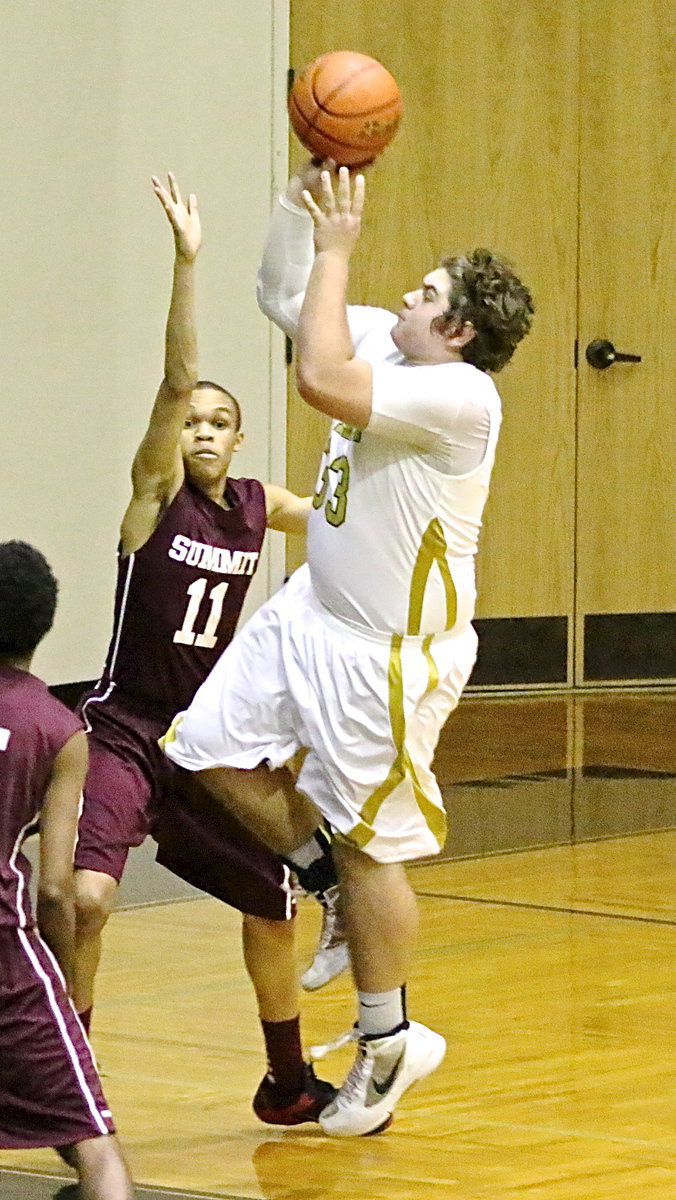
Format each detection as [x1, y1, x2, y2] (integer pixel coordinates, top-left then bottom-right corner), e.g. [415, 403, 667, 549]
[369, 1051, 405, 1099]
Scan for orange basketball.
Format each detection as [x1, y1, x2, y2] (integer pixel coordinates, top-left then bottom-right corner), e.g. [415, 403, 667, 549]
[288, 51, 403, 167]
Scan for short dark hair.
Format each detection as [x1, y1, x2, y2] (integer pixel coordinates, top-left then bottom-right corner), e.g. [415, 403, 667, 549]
[195, 380, 242, 431]
[0, 541, 58, 657]
[435, 249, 534, 373]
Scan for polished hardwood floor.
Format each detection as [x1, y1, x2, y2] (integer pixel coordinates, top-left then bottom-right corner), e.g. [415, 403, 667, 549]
[1, 691, 675, 1199]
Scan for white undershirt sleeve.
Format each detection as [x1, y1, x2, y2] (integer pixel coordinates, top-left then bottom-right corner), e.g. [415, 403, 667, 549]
[255, 196, 394, 351]
[256, 196, 315, 338]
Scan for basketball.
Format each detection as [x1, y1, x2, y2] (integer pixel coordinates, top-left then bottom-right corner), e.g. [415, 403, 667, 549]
[288, 51, 403, 167]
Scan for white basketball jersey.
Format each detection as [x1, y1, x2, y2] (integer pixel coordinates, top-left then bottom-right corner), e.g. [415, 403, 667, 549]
[307, 308, 502, 638]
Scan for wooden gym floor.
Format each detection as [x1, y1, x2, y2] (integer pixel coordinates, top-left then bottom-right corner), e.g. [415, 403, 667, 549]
[1, 691, 675, 1199]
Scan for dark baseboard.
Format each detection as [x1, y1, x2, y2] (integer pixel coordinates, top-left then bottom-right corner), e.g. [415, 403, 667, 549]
[584, 612, 676, 681]
[470, 617, 568, 686]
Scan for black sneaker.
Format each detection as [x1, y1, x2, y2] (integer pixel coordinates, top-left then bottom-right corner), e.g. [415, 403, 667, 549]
[253, 1063, 337, 1126]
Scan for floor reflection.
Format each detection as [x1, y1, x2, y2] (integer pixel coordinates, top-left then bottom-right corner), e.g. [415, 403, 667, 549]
[435, 692, 676, 858]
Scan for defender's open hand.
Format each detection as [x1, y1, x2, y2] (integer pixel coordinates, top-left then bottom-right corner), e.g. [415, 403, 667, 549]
[152, 172, 201, 262]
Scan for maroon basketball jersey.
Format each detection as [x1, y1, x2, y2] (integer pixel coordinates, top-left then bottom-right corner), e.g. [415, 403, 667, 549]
[82, 476, 268, 722]
[0, 666, 83, 927]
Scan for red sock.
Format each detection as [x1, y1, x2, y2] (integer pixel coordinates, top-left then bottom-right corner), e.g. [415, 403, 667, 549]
[261, 1016, 305, 1092]
[78, 1007, 92, 1035]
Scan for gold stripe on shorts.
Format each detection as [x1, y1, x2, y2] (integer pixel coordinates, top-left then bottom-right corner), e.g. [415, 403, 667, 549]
[422, 633, 439, 691]
[344, 633, 447, 852]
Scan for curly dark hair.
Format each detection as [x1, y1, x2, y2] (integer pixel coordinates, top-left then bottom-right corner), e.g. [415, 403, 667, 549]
[433, 249, 535, 373]
[0, 541, 58, 657]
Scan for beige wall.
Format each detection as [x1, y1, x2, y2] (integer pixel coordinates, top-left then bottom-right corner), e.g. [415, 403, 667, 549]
[1, 0, 289, 684]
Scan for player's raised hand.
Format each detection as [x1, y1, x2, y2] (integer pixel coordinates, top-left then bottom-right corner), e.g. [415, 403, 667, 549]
[301, 166, 365, 260]
[152, 172, 201, 262]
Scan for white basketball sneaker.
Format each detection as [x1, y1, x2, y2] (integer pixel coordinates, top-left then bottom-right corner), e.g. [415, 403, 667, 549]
[318, 1020, 446, 1137]
[301, 885, 351, 991]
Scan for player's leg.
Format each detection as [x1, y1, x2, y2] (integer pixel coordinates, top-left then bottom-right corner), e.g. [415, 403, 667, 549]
[67, 1134, 133, 1199]
[317, 839, 445, 1138]
[194, 762, 439, 1134]
[0, 929, 131, 1188]
[72, 869, 118, 1024]
[241, 913, 336, 1124]
[201, 761, 318, 856]
[197, 762, 350, 989]
[152, 773, 336, 1125]
[300, 629, 482, 1135]
[73, 732, 154, 1032]
[241, 912, 298, 1022]
[277, 757, 348, 989]
[332, 839, 418, 992]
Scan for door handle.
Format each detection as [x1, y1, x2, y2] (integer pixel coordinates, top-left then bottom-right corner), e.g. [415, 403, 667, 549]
[585, 339, 642, 369]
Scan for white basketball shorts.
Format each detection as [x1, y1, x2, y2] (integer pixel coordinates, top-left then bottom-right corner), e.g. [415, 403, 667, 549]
[163, 565, 478, 863]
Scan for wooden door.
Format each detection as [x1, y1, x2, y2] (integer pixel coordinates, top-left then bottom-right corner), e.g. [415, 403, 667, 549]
[288, 1, 579, 686]
[576, 0, 676, 683]
[287, 1, 675, 688]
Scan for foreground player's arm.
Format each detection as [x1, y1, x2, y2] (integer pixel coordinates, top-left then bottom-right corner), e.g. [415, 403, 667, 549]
[121, 174, 202, 554]
[296, 168, 373, 428]
[37, 730, 89, 991]
[264, 484, 312, 534]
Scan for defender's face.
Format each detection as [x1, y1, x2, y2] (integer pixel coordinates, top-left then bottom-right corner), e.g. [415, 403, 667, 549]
[391, 267, 455, 363]
[181, 389, 242, 484]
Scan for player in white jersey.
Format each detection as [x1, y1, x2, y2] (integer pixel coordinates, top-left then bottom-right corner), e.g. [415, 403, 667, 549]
[163, 161, 534, 1135]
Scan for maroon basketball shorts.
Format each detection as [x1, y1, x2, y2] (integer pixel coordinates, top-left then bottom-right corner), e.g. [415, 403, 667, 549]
[0, 927, 115, 1149]
[75, 696, 170, 881]
[76, 696, 294, 921]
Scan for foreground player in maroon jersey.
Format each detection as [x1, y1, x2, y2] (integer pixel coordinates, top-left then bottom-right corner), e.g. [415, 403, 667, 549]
[0, 541, 134, 1198]
[71, 174, 334, 1124]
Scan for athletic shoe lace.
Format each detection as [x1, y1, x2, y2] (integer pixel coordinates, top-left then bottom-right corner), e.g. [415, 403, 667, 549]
[319, 903, 341, 949]
[309, 1025, 358, 1062]
[337, 1043, 372, 1103]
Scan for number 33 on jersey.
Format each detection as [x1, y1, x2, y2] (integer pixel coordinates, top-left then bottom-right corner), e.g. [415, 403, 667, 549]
[311, 423, 361, 529]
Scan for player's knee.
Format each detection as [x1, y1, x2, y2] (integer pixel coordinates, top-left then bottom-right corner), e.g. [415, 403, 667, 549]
[69, 1134, 132, 1194]
[74, 871, 117, 935]
[332, 837, 376, 879]
[334, 840, 408, 895]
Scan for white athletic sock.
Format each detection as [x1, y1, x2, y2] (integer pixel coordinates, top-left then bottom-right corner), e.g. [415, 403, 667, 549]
[358, 987, 408, 1039]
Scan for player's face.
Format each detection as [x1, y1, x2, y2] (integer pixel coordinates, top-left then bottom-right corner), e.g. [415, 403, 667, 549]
[181, 390, 243, 485]
[391, 267, 457, 362]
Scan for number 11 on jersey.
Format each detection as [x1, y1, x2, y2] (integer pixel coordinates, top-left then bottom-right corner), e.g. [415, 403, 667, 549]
[173, 577, 229, 648]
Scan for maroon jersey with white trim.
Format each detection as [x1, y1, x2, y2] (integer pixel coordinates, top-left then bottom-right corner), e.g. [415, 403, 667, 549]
[83, 476, 267, 722]
[0, 666, 83, 927]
